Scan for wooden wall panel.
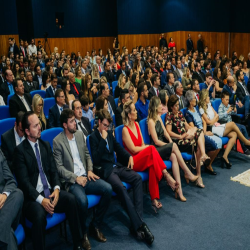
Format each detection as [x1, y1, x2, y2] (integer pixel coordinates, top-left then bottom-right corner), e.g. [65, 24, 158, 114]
[230, 33, 250, 59]
[0, 35, 19, 57]
[35, 37, 114, 56]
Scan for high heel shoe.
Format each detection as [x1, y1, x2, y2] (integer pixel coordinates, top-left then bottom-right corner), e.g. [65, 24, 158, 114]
[164, 172, 179, 191]
[200, 155, 211, 167]
[151, 200, 162, 213]
[196, 176, 205, 188]
[184, 174, 199, 184]
[221, 157, 232, 169]
[175, 191, 187, 202]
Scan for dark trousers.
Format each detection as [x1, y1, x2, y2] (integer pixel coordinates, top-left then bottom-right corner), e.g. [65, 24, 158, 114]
[0, 189, 23, 250]
[69, 178, 112, 234]
[237, 96, 250, 117]
[236, 123, 249, 152]
[106, 167, 143, 231]
[24, 190, 82, 250]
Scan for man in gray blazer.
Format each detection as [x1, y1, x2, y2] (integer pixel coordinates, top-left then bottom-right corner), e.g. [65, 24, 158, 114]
[53, 109, 112, 250]
[174, 81, 188, 110]
[174, 60, 184, 81]
[0, 149, 24, 250]
[164, 72, 175, 97]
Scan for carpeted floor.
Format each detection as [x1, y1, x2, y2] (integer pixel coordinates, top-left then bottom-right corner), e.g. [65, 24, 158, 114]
[24, 151, 250, 250]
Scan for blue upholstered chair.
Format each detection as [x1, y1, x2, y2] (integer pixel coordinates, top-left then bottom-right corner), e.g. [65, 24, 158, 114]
[0, 118, 16, 146]
[7, 94, 15, 105]
[114, 98, 119, 107]
[41, 127, 63, 149]
[43, 98, 56, 119]
[112, 81, 118, 96]
[15, 224, 25, 246]
[90, 119, 95, 130]
[30, 90, 46, 99]
[0, 105, 10, 120]
[112, 114, 116, 128]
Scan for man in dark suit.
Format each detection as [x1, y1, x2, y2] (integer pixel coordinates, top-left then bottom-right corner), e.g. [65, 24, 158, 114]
[191, 79, 201, 101]
[192, 62, 205, 83]
[102, 61, 114, 86]
[8, 38, 19, 58]
[222, 76, 236, 104]
[197, 34, 204, 54]
[48, 89, 68, 128]
[68, 72, 81, 99]
[115, 89, 130, 127]
[13, 111, 85, 250]
[89, 109, 154, 245]
[36, 51, 45, 69]
[159, 33, 167, 49]
[164, 73, 175, 97]
[1, 111, 25, 173]
[72, 100, 92, 138]
[0, 149, 24, 250]
[174, 81, 188, 110]
[0, 69, 15, 104]
[53, 109, 112, 249]
[100, 83, 116, 116]
[148, 74, 161, 100]
[235, 70, 250, 119]
[46, 73, 58, 98]
[186, 34, 194, 53]
[160, 61, 172, 87]
[33, 65, 43, 86]
[116, 60, 127, 81]
[9, 78, 32, 118]
[24, 70, 39, 93]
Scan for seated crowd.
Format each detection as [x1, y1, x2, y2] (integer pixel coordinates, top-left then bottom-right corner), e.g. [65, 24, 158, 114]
[1, 35, 250, 250]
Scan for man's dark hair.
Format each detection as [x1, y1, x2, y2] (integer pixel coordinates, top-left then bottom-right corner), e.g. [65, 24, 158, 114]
[71, 99, 80, 110]
[45, 58, 50, 65]
[16, 111, 25, 125]
[80, 95, 89, 107]
[23, 58, 28, 64]
[51, 73, 57, 81]
[96, 95, 108, 111]
[137, 82, 146, 97]
[34, 65, 40, 73]
[22, 111, 35, 138]
[166, 72, 173, 83]
[60, 108, 75, 127]
[194, 62, 200, 70]
[97, 109, 112, 123]
[236, 70, 242, 80]
[99, 83, 107, 95]
[151, 73, 159, 86]
[205, 72, 212, 78]
[191, 79, 198, 90]
[221, 91, 230, 99]
[204, 60, 210, 69]
[13, 78, 22, 91]
[55, 88, 63, 102]
[120, 88, 129, 101]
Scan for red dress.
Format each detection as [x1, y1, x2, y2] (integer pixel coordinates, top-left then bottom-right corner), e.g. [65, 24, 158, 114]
[168, 42, 176, 48]
[123, 122, 166, 200]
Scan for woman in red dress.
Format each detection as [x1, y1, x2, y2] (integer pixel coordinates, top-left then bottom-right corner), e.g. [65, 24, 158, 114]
[168, 37, 176, 48]
[122, 100, 179, 212]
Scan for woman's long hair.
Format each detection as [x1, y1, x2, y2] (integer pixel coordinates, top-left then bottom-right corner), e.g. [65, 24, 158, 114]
[121, 100, 133, 126]
[198, 89, 209, 114]
[32, 94, 46, 128]
[148, 96, 161, 123]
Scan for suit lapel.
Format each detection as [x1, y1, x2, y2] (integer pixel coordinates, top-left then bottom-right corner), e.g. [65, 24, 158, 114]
[75, 132, 85, 163]
[62, 132, 73, 159]
[24, 139, 37, 167]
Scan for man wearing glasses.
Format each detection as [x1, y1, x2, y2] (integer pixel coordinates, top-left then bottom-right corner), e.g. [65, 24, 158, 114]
[48, 89, 68, 128]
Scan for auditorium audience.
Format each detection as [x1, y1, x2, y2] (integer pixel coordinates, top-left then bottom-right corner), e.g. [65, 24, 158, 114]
[165, 95, 210, 188]
[0, 69, 15, 104]
[135, 82, 149, 121]
[200, 72, 216, 99]
[199, 89, 250, 168]
[100, 82, 116, 116]
[45, 73, 58, 98]
[68, 72, 81, 99]
[114, 74, 126, 98]
[148, 74, 161, 100]
[174, 81, 188, 110]
[181, 67, 192, 91]
[115, 89, 130, 127]
[32, 94, 47, 131]
[163, 72, 175, 96]
[192, 62, 205, 83]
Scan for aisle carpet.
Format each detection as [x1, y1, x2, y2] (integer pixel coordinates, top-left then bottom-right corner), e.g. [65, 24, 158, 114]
[24, 151, 250, 250]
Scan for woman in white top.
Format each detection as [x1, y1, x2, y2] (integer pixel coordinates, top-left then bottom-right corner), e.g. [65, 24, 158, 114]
[198, 89, 250, 168]
[0, 95, 5, 106]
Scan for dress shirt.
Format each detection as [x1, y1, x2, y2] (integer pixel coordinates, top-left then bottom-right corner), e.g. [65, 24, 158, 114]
[81, 67, 86, 74]
[28, 44, 37, 55]
[153, 86, 159, 96]
[14, 127, 25, 146]
[135, 99, 149, 120]
[67, 135, 86, 177]
[37, 75, 42, 85]
[82, 108, 93, 122]
[7, 82, 14, 95]
[57, 104, 63, 114]
[17, 94, 31, 111]
[177, 68, 183, 78]
[75, 118, 87, 141]
[27, 139, 60, 204]
[9, 45, 14, 52]
[0, 95, 5, 106]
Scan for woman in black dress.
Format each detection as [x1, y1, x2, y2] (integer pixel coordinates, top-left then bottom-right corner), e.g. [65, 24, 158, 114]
[148, 97, 198, 201]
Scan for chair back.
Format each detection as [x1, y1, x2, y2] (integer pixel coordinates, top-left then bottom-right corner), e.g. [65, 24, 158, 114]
[114, 98, 119, 107]
[0, 106, 10, 120]
[139, 118, 150, 145]
[180, 107, 188, 116]
[41, 127, 63, 149]
[211, 99, 221, 113]
[161, 113, 166, 124]
[112, 81, 118, 96]
[114, 125, 124, 147]
[7, 94, 15, 105]
[244, 75, 249, 85]
[90, 119, 95, 130]
[30, 90, 46, 99]
[0, 118, 16, 145]
[112, 114, 116, 128]
[43, 98, 56, 118]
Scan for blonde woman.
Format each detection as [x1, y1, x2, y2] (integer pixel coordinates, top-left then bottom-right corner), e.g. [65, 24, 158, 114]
[181, 67, 192, 91]
[114, 74, 126, 98]
[148, 97, 198, 201]
[32, 94, 46, 131]
[122, 100, 179, 211]
[124, 82, 138, 104]
[91, 64, 100, 85]
[242, 61, 249, 78]
[75, 65, 82, 85]
[199, 89, 250, 168]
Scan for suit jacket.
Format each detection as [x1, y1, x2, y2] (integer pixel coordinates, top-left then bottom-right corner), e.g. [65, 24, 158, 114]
[13, 139, 61, 202]
[48, 104, 68, 128]
[236, 82, 248, 102]
[33, 74, 42, 85]
[201, 69, 213, 76]
[0, 149, 17, 195]
[1, 128, 16, 172]
[53, 130, 93, 191]
[115, 104, 123, 127]
[160, 70, 171, 87]
[186, 39, 193, 52]
[174, 68, 184, 80]
[70, 82, 81, 99]
[164, 83, 175, 97]
[222, 85, 235, 104]
[96, 64, 104, 73]
[0, 81, 11, 104]
[192, 71, 205, 83]
[178, 95, 188, 110]
[45, 85, 56, 98]
[116, 69, 127, 81]
[108, 95, 116, 114]
[89, 129, 131, 180]
[9, 44, 19, 57]
[102, 71, 114, 84]
[197, 39, 204, 53]
[23, 81, 39, 93]
[9, 93, 32, 118]
[75, 117, 92, 135]
[148, 86, 161, 100]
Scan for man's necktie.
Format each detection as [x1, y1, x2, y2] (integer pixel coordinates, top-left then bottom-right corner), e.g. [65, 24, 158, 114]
[8, 83, 14, 95]
[21, 96, 31, 111]
[34, 143, 50, 199]
[78, 122, 88, 137]
[196, 93, 199, 100]
[242, 83, 249, 96]
[60, 107, 63, 114]
[99, 65, 102, 72]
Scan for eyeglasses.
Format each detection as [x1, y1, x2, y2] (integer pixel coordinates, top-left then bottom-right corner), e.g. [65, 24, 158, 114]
[59, 95, 65, 98]
[102, 122, 109, 128]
